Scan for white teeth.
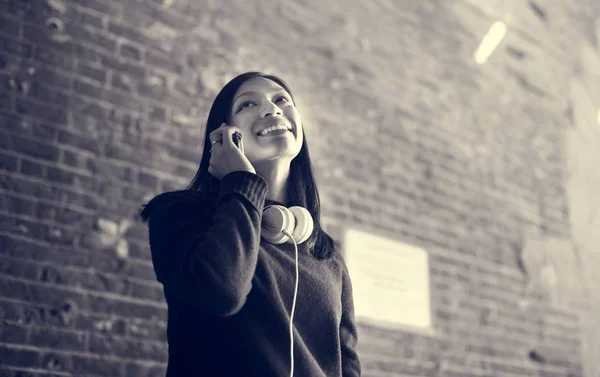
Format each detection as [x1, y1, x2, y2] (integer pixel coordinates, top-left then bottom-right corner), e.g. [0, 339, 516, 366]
[258, 125, 289, 136]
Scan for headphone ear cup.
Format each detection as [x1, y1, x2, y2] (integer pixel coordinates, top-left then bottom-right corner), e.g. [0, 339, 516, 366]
[261, 205, 295, 244]
[287, 206, 314, 244]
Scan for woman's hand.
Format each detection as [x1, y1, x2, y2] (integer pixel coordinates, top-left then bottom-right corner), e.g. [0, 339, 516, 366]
[208, 123, 256, 180]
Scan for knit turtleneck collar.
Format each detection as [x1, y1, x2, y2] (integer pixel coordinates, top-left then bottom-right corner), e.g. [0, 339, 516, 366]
[265, 198, 287, 207]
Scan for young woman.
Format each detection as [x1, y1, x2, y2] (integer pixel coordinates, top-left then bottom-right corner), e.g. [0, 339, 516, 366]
[139, 72, 361, 377]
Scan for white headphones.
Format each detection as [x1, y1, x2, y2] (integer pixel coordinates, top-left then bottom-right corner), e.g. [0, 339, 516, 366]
[260, 205, 314, 245]
[260, 204, 314, 377]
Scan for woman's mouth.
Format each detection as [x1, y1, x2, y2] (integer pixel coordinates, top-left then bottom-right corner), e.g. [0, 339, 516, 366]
[257, 124, 293, 136]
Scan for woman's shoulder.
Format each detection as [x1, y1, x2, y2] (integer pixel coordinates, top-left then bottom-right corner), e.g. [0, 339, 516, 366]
[328, 246, 351, 274]
[138, 189, 214, 224]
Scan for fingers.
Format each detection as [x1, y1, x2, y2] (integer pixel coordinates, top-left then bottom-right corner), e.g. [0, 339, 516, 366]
[221, 127, 238, 149]
[209, 123, 240, 149]
[209, 125, 223, 144]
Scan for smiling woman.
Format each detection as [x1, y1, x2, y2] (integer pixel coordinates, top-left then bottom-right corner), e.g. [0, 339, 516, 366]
[225, 76, 304, 200]
[139, 72, 362, 377]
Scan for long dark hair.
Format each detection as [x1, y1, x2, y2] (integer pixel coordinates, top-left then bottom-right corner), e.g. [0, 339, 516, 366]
[185, 71, 337, 260]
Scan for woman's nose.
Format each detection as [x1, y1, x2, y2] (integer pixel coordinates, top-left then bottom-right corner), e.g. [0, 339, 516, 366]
[260, 103, 283, 118]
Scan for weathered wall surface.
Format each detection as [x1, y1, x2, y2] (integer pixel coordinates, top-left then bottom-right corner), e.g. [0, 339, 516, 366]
[0, 0, 598, 376]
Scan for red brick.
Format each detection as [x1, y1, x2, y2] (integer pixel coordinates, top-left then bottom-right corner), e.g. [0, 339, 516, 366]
[125, 362, 167, 377]
[0, 321, 28, 343]
[0, 133, 60, 162]
[71, 25, 117, 53]
[35, 46, 74, 71]
[72, 354, 125, 377]
[56, 130, 102, 155]
[0, 344, 42, 368]
[89, 333, 167, 362]
[118, 42, 142, 61]
[0, 15, 20, 36]
[14, 98, 68, 125]
[0, 37, 33, 58]
[29, 326, 87, 351]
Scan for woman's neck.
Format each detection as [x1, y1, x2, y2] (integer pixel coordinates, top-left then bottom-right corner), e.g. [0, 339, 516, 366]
[253, 161, 291, 205]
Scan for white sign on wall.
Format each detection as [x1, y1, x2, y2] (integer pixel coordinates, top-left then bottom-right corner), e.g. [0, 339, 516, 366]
[343, 227, 433, 332]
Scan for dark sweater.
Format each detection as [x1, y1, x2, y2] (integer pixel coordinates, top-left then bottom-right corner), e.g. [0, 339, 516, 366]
[140, 171, 361, 377]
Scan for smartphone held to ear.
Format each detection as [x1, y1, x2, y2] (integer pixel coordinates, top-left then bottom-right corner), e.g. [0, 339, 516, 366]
[233, 132, 242, 149]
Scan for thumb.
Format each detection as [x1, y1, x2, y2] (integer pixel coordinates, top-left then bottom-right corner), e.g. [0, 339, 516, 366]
[239, 137, 245, 155]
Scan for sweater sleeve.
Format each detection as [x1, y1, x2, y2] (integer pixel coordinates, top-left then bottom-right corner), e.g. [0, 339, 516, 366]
[147, 171, 268, 317]
[340, 254, 361, 376]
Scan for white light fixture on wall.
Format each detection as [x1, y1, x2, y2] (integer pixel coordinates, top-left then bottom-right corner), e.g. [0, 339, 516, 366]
[474, 21, 507, 64]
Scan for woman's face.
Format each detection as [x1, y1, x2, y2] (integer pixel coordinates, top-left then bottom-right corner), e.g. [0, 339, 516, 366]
[228, 77, 303, 164]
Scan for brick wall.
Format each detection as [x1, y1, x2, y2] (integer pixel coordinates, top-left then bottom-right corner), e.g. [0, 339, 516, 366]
[0, 0, 598, 376]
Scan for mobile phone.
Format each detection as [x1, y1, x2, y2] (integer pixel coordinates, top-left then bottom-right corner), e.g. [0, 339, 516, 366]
[232, 132, 242, 148]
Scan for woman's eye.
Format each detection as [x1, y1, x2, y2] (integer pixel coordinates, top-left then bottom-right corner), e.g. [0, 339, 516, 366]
[237, 96, 288, 112]
[238, 102, 252, 111]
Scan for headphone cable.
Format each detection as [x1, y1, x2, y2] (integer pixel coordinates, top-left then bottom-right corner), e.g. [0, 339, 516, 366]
[282, 230, 299, 377]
